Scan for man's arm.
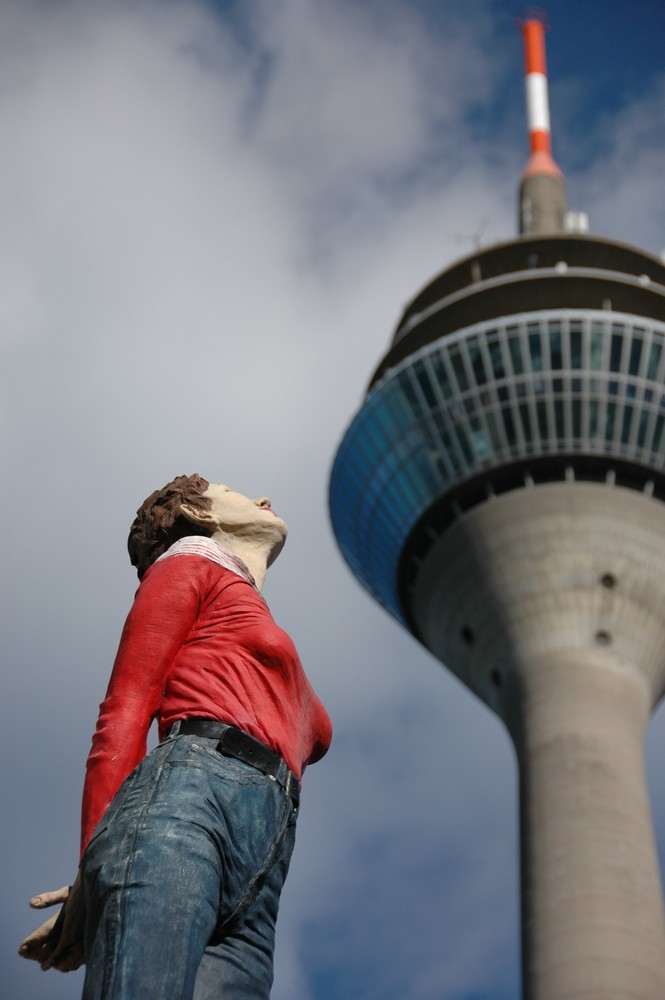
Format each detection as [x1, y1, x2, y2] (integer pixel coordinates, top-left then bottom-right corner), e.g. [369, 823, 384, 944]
[20, 554, 208, 971]
[80, 554, 203, 856]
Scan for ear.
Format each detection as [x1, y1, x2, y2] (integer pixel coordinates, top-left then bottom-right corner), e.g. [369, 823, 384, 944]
[179, 502, 216, 530]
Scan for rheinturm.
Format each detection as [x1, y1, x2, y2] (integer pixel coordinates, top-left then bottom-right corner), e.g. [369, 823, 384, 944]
[329, 11, 665, 1000]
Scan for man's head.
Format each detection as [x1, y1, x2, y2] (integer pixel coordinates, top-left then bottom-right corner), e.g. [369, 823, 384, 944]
[128, 474, 211, 579]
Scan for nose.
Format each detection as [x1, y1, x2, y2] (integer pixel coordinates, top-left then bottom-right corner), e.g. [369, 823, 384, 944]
[255, 497, 271, 508]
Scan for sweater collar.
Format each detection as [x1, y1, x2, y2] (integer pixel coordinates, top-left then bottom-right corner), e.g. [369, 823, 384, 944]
[157, 536, 258, 589]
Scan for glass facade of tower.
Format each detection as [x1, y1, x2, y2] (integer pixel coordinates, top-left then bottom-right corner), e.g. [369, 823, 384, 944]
[330, 307, 665, 621]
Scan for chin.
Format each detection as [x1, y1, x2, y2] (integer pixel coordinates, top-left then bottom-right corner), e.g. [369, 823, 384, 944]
[267, 529, 288, 567]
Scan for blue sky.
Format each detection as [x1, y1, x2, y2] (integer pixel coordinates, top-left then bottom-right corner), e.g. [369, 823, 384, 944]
[2, 2, 664, 998]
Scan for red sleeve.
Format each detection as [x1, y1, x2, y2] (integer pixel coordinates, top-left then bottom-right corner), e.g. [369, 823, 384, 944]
[80, 555, 205, 859]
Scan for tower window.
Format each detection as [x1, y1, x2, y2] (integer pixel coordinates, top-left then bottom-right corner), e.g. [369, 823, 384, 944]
[647, 341, 662, 380]
[629, 337, 643, 376]
[509, 336, 524, 375]
[529, 327, 543, 372]
[548, 324, 562, 369]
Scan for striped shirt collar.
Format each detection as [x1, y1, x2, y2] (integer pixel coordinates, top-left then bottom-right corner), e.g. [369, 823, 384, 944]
[157, 536, 258, 589]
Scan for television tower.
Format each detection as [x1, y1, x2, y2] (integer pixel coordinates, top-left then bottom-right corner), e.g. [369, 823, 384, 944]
[329, 11, 665, 998]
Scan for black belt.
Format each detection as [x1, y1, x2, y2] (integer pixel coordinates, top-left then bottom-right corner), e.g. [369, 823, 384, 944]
[174, 718, 299, 806]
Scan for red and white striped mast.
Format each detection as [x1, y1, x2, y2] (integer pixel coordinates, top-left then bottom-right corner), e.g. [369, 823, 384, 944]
[518, 8, 568, 234]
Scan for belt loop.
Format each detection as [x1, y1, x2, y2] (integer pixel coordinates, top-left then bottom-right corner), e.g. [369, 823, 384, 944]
[170, 720, 182, 737]
[285, 769, 299, 808]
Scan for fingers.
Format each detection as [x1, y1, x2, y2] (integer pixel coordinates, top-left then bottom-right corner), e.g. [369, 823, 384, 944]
[18, 911, 61, 960]
[20, 878, 85, 972]
[20, 890, 69, 961]
[29, 886, 70, 909]
[20, 911, 83, 971]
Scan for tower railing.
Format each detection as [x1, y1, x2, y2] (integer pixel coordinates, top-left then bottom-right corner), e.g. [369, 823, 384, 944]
[330, 309, 665, 619]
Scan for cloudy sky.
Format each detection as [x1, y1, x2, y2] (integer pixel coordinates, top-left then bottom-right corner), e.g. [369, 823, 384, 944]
[4, 1, 665, 998]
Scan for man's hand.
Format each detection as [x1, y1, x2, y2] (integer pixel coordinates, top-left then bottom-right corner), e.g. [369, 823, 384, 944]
[18, 874, 85, 971]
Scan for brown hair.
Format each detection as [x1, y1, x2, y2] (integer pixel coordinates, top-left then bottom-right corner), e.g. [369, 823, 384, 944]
[128, 473, 211, 579]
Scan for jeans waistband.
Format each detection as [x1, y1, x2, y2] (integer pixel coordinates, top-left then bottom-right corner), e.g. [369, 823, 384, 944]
[169, 718, 299, 806]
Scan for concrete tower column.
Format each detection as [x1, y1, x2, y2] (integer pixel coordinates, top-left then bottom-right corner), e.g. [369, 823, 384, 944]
[407, 483, 665, 997]
[517, 649, 665, 999]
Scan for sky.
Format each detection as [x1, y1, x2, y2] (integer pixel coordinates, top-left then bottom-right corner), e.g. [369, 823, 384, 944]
[3, 1, 665, 998]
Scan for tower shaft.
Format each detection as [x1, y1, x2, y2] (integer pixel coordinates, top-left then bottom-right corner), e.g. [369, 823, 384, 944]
[409, 482, 665, 997]
[519, 651, 665, 999]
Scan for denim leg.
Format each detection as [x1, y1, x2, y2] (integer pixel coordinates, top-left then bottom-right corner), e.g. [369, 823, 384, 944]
[80, 735, 297, 1000]
[193, 813, 296, 1000]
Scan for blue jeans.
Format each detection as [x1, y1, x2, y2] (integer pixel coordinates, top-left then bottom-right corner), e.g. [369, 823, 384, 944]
[80, 729, 298, 999]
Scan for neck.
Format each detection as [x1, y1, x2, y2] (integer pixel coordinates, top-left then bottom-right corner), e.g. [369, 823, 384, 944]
[207, 531, 276, 591]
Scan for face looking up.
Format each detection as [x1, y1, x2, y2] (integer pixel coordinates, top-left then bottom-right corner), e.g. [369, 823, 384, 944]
[202, 483, 288, 558]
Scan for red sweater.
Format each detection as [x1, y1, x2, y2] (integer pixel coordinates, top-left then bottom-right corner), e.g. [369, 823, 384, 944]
[80, 540, 332, 858]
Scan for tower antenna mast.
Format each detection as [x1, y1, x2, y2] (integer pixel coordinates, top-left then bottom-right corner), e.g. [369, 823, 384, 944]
[518, 9, 567, 234]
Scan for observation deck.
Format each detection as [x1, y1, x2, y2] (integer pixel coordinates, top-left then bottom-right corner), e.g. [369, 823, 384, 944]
[329, 234, 665, 622]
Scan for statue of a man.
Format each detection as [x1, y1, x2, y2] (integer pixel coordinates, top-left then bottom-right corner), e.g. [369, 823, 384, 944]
[19, 474, 332, 998]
